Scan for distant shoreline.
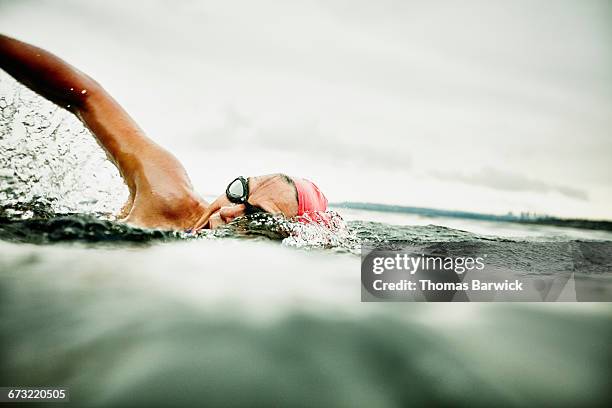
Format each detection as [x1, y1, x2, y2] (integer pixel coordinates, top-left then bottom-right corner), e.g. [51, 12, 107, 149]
[331, 202, 612, 232]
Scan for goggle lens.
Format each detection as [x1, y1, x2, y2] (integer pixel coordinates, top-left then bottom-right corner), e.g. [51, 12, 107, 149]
[228, 179, 244, 198]
[226, 176, 248, 203]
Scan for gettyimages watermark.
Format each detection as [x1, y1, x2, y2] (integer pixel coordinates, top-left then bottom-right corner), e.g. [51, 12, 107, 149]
[361, 241, 612, 302]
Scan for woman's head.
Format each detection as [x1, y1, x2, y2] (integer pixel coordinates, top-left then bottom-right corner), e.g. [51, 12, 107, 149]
[197, 173, 327, 229]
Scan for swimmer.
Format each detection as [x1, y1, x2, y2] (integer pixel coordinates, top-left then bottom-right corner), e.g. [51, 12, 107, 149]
[0, 34, 327, 230]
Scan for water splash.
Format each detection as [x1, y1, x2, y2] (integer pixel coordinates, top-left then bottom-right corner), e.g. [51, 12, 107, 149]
[0, 73, 127, 218]
[283, 211, 360, 253]
[179, 211, 358, 252]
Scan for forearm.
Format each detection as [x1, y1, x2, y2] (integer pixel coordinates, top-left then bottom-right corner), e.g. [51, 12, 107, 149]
[0, 33, 96, 111]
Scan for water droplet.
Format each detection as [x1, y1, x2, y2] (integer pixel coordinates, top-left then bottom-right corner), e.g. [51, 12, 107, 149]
[81, 89, 87, 95]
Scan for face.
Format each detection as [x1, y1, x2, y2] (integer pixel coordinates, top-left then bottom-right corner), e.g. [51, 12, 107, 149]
[200, 175, 298, 229]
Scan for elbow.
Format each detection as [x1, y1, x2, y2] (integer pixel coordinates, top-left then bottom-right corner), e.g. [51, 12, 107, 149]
[71, 77, 98, 105]
[66, 78, 102, 112]
[50, 76, 100, 113]
[61, 88, 90, 113]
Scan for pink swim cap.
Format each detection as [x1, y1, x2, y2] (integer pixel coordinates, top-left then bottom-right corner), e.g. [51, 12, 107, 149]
[292, 177, 328, 216]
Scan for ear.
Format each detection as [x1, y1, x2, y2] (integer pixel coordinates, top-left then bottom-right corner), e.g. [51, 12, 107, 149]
[260, 200, 283, 215]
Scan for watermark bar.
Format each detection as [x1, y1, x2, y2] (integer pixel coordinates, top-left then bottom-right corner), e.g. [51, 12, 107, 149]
[361, 241, 612, 302]
[0, 387, 70, 403]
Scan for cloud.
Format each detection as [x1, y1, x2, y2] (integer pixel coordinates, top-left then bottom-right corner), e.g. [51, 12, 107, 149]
[187, 106, 412, 171]
[432, 167, 588, 201]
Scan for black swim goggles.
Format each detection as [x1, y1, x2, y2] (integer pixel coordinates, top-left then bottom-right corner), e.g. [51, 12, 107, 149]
[225, 176, 265, 214]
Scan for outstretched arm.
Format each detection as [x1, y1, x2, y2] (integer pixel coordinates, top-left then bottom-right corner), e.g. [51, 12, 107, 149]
[0, 34, 204, 228]
[0, 33, 165, 191]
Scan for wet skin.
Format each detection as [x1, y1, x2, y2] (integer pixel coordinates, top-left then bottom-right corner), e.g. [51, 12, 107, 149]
[0, 34, 297, 230]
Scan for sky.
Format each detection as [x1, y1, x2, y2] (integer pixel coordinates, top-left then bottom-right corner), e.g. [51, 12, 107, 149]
[1, 0, 611, 219]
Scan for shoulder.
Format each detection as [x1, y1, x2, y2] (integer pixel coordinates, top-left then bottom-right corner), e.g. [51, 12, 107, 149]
[125, 189, 208, 230]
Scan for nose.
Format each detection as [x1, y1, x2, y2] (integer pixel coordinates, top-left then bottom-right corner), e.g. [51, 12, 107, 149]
[219, 204, 245, 224]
